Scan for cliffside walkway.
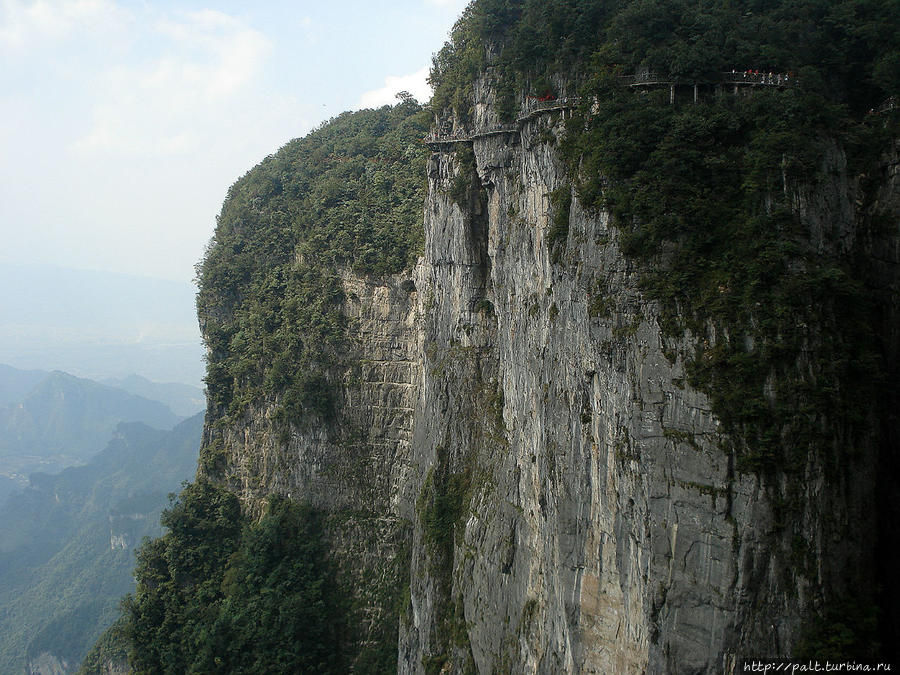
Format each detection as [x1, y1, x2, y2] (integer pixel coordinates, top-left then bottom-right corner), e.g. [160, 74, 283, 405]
[423, 97, 581, 147]
[626, 70, 792, 103]
[626, 71, 792, 88]
[424, 71, 793, 147]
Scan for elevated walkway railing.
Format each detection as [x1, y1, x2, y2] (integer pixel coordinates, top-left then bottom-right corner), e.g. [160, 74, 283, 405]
[424, 72, 794, 146]
[719, 71, 791, 86]
[622, 71, 792, 87]
[425, 98, 581, 146]
[623, 71, 668, 86]
[517, 97, 582, 122]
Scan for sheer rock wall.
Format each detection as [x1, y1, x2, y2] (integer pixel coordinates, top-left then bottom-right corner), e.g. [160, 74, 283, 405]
[396, 86, 891, 673]
[200, 95, 896, 674]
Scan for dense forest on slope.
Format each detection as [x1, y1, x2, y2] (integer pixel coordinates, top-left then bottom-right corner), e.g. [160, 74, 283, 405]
[0, 415, 201, 673]
[102, 0, 900, 671]
[109, 485, 340, 674]
[106, 102, 430, 674]
[196, 100, 429, 427]
[432, 0, 899, 471]
[431, 0, 899, 117]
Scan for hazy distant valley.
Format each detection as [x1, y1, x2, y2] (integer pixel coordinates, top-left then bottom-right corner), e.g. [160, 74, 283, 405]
[0, 364, 204, 501]
[0, 364, 204, 672]
[0, 264, 205, 388]
[0, 250, 207, 673]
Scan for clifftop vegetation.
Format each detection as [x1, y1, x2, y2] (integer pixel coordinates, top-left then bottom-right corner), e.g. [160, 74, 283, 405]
[433, 0, 899, 474]
[431, 0, 899, 116]
[105, 102, 431, 675]
[196, 100, 429, 423]
[119, 484, 341, 674]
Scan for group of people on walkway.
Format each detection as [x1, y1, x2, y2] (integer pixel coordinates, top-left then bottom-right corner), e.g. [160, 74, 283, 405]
[630, 69, 792, 86]
[729, 69, 791, 85]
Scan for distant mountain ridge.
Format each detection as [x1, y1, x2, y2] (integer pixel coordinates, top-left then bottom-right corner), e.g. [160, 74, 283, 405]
[0, 366, 200, 503]
[0, 370, 180, 460]
[0, 364, 47, 407]
[0, 414, 203, 674]
[101, 374, 204, 418]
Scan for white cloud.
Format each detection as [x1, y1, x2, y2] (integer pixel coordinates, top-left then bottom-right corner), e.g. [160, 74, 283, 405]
[72, 8, 272, 156]
[155, 10, 269, 98]
[357, 65, 432, 109]
[0, 0, 123, 48]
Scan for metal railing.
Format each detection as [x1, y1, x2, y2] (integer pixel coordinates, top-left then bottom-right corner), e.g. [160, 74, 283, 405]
[621, 71, 792, 86]
[422, 133, 472, 144]
[623, 71, 668, 85]
[520, 96, 582, 113]
[425, 99, 582, 145]
[720, 71, 791, 86]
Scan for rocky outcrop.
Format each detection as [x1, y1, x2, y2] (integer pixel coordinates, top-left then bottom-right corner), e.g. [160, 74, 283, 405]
[201, 269, 421, 668]
[27, 653, 69, 675]
[108, 512, 148, 550]
[196, 86, 897, 674]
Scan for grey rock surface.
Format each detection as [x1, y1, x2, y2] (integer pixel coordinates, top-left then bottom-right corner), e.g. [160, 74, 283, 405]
[398, 90, 890, 673]
[199, 89, 896, 673]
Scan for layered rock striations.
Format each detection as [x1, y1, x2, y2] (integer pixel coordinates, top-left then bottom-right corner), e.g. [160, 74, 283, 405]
[398, 83, 896, 673]
[191, 93, 896, 675]
[185, 21, 899, 675]
[203, 270, 421, 668]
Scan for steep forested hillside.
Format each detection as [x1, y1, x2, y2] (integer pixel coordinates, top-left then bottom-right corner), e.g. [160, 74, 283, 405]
[106, 485, 340, 674]
[197, 99, 429, 426]
[97, 0, 900, 672]
[0, 415, 202, 673]
[432, 0, 899, 114]
[110, 100, 429, 674]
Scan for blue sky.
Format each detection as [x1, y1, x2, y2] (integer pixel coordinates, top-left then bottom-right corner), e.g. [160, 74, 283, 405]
[0, 0, 467, 283]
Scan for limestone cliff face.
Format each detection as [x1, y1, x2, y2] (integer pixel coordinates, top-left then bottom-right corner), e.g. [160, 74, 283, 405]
[27, 653, 69, 675]
[201, 269, 421, 668]
[402, 98, 747, 671]
[197, 90, 897, 673]
[396, 81, 895, 673]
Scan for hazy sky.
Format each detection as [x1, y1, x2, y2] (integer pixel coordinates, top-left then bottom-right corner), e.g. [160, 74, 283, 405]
[0, 0, 467, 283]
